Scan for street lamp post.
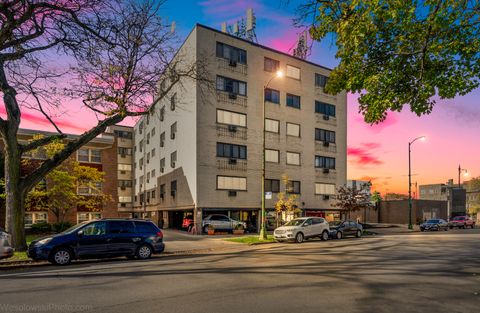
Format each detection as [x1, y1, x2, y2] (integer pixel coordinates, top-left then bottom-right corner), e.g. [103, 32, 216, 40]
[458, 164, 468, 188]
[408, 136, 426, 230]
[259, 70, 283, 240]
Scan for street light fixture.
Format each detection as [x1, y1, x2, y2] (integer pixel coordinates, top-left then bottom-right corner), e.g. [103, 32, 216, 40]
[259, 70, 283, 240]
[408, 136, 426, 230]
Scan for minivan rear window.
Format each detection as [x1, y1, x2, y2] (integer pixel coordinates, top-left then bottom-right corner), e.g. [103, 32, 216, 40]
[135, 221, 158, 233]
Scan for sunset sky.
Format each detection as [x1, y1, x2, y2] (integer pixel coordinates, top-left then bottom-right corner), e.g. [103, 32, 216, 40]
[2, 0, 479, 195]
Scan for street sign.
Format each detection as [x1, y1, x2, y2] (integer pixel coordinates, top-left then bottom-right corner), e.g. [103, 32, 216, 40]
[265, 192, 272, 199]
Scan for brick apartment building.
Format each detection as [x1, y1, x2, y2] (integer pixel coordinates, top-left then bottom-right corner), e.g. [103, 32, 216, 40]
[0, 125, 134, 228]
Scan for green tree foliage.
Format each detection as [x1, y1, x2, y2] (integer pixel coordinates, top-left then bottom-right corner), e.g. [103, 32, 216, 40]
[466, 177, 480, 215]
[25, 138, 111, 223]
[298, 0, 480, 122]
[274, 175, 301, 225]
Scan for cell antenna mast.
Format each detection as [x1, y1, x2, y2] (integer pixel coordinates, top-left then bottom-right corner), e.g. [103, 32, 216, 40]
[220, 8, 258, 43]
[292, 30, 310, 60]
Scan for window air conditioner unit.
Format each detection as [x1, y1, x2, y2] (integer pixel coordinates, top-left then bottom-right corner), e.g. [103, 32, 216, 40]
[171, 190, 176, 197]
[323, 141, 330, 147]
[171, 162, 176, 168]
[229, 59, 237, 67]
[228, 158, 237, 165]
[323, 195, 330, 200]
[323, 168, 330, 174]
[171, 133, 176, 140]
[228, 93, 237, 100]
[228, 190, 237, 197]
[160, 142, 164, 147]
[228, 125, 237, 132]
[323, 115, 330, 121]
[160, 168, 164, 173]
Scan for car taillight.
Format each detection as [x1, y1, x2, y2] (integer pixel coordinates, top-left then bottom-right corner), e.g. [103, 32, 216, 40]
[156, 231, 163, 239]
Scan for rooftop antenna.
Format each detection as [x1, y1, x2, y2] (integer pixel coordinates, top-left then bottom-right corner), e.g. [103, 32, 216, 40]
[292, 30, 310, 60]
[219, 8, 258, 43]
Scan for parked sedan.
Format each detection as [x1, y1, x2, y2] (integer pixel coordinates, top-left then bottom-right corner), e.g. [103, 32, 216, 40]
[329, 220, 363, 239]
[28, 219, 165, 265]
[274, 217, 330, 243]
[448, 216, 476, 229]
[202, 214, 246, 233]
[0, 228, 14, 260]
[420, 219, 449, 232]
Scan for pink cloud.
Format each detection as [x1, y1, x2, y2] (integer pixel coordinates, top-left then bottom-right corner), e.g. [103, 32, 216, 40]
[347, 143, 383, 166]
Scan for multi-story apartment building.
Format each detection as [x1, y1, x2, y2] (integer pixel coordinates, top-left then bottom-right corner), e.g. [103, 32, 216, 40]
[0, 126, 134, 228]
[419, 179, 466, 218]
[132, 24, 347, 231]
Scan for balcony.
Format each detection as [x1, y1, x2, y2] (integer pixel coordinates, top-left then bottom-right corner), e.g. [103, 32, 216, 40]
[216, 159, 247, 171]
[216, 124, 247, 140]
[315, 142, 337, 154]
[216, 91, 247, 108]
[217, 57, 248, 75]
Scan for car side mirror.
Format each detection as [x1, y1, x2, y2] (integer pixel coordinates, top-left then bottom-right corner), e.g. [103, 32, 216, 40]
[77, 230, 84, 237]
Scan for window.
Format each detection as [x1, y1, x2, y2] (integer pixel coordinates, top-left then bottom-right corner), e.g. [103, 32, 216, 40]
[160, 106, 165, 121]
[315, 73, 328, 88]
[118, 147, 132, 156]
[170, 93, 176, 111]
[77, 149, 89, 162]
[160, 132, 165, 147]
[171, 122, 177, 140]
[315, 128, 336, 143]
[265, 179, 280, 193]
[265, 149, 279, 163]
[118, 164, 132, 171]
[286, 65, 300, 79]
[151, 190, 156, 199]
[265, 119, 279, 133]
[77, 182, 102, 195]
[147, 172, 150, 183]
[217, 109, 247, 127]
[151, 148, 156, 157]
[114, 130, 133, 139]
[134, 221, 158, 233]
[151, 127, 155, 137]
[82, 221, 107, 236]
[315, 183, 336, 195]
[216, 76, 247, 96]
[171, 180, 177, 196]
[286, 180, 301, 194]
[147, 132, 150, 144]
[217, 176, 247, 191]
[286, 152, 301, 165]
[108, 221, 135, 234]
[147, 152, 150, 164]
[78, 149, 101, 163]
[315, 156, 336, 169]
[139, 121, 144, 134]
[171, 151, 177, 168]
[286, 94, 301, 109]
[160, 184, 165, 198]
[315, 101, 336, 117]
[264, 88, 280, 104]
[286, 123, 300, 137]
[160, 158, 165, 172]
[264, 57, 280, 72]
[139, 140, 144, 152]
[216, 42, 247, 64]
[216, 143, 247, 159]
[119, 180, 133, 188]
[25, 212, 48, 226]
[151, 169, 156, 178]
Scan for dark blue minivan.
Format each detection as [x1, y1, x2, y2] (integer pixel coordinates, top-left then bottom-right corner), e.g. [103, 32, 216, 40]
[28, 219, 165, 265]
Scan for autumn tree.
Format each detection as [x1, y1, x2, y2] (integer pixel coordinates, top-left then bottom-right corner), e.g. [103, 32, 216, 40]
[465, 178, 480, 215]
[25, 138, 111, 224]
[296, 0, 480, 123]
[274, 175, 301, 226]
[0, 0, 205, 250]
[334, 184, 373, 220]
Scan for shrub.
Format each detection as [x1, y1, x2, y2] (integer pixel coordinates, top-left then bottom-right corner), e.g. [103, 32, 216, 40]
[30, 222, 52, 233]
[52, 222, 73, 233]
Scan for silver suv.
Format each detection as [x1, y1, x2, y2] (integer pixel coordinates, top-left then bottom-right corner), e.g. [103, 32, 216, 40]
[202, 214, 246, 233]
[274, 217, 330, 243]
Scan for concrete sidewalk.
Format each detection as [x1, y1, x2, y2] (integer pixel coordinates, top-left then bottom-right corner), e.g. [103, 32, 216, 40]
[365, 224, 420, 235]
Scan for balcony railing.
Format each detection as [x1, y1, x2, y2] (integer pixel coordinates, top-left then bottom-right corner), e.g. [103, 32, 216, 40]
[216, 124, 248, 140]
[216, 159, 247, 171]
[217, 57, 248, 75]
[216, 91, 248, 108]
[315, 142, 337, 154]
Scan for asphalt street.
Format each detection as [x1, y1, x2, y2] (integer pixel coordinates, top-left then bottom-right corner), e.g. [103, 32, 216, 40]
[0, 230, 479, 313]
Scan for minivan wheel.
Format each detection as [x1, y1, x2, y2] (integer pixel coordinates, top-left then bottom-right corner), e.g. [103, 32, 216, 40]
[136, 245, 152, 260]
[336, 231, 343, 240]
[356, 230, 362, 238]
[295, 232, 304, 243]
[321, 230, 329, 241]
[50, 248, 73, 265]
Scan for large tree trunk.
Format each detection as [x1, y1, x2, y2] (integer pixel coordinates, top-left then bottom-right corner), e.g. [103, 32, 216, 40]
[4, 130, 27, 251]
